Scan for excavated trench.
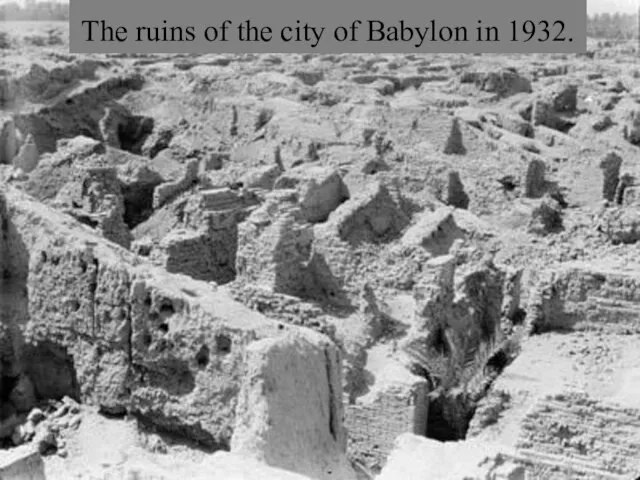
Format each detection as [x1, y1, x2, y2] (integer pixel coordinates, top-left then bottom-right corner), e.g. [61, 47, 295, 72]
[423, 343, 515, 441]
[405, 298, 527, 444]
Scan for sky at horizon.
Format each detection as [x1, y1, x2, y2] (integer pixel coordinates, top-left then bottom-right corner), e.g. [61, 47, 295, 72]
[589, 0, 637, 14]
[0, 0, 637, 15]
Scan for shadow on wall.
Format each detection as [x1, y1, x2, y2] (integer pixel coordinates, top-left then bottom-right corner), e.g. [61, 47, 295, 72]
[1, 193, 81, 406]
[0, 193, 28, 397]
[23, 340, 80, 402]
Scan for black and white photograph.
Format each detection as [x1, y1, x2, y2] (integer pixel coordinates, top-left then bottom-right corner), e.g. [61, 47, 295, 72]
[0, 0, 639, 478]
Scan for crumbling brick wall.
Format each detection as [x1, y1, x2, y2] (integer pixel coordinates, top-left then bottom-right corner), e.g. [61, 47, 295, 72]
[529, 261, 640, 333]
[152, 159, 198, 209]
[0, 116, 19, 166]
[236, 190, 342, 301]
[54, 166, 132, 249]
[514, 393, 640, 478]
[1, 184, 312, 450]
[345, 382, 429, 472]
[151, 229, 217, 281]
[146, 188, 258, 284]
[150, 215, 238, 284]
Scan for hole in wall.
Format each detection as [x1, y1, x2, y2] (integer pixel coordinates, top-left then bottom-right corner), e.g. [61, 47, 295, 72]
[159, 302, 175, 316]
[195, 345, 209, 368]
[215, 334, 231, 354]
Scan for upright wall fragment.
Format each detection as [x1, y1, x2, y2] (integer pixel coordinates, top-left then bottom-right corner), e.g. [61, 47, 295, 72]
[0, 117, 19, 166]
[231, 329, 357, 480]
[599, 151, 623, 203]
[524, 159, 546, 198]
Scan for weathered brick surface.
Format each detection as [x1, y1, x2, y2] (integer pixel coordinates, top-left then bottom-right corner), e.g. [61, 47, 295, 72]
[530, 260, 640, 333]
[345, 382, 428, 472]
[1, 184, 316, 449]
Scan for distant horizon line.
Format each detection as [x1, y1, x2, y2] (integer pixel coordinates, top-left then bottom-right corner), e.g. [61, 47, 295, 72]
[0, 0, 638, 15]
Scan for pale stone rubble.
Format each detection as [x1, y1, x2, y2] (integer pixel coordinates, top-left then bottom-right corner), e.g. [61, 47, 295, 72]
[377, 433, 524, 480]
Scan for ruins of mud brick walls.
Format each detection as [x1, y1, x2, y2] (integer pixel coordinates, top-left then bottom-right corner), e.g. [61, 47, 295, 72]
[235, 186, 348, 304]
[462, 261, 640, 478]
[150, 187, 260, 283]
[0, 183, 349, 453]
[344, 380, 429, 472]
[10, 126, 244, 286]
[0, 116, 41, 177]
[399, 207, 465, 257]
[528, 261, 640, 334]
[401, 253, 507, 361]
[272, 165, 350, 224]
[341, 257, 518, 474]
[594, 150, 640, 245]
[599, 151, 623, 203]
[0, 189, 27, 394]
[461, 68, 533, 99]
[0, 117, 20, 167]
[0, 115, 39, 176]
[236, 190, 321, 300]
[152, 159, 199, 211]
[232, 176, 438, 467]
[530, 83, 578, 133]
[11, 131, 256, 290]
[12, 74, 146, 154]
[0, 60, 106, 111]
[303, 181, 411, 299]
[444, 171, 470, 210]
[400, 253, 514, 437]
[53, 165, 132, 249]
[524, 159, 546, 199]
[339, 254, 517, 472]
[231, 329, 357, 480]
[149, 228, 227, 283]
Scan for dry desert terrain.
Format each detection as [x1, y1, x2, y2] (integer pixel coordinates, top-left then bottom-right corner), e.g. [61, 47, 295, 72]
[0, 20, 640, 480]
